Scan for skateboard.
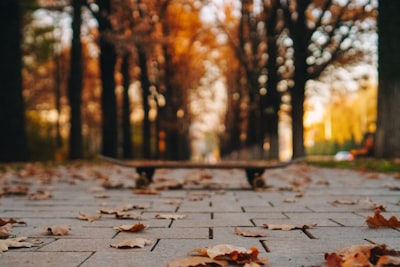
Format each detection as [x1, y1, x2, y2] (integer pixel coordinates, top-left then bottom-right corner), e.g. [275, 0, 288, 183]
[99, 155, 302, 189]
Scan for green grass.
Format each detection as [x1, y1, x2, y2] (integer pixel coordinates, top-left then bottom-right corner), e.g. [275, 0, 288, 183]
[307, 158, 400, 173]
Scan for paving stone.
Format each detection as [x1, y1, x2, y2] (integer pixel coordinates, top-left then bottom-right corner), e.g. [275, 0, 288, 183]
[0, 252, 92, 267]
[2, 164, 400, 266]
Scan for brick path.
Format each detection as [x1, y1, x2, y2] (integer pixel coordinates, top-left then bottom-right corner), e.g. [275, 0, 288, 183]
[0, 163, 399, 266]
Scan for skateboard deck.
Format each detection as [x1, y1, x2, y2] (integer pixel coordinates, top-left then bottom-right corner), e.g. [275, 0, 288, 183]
[99, 155, 302, 189]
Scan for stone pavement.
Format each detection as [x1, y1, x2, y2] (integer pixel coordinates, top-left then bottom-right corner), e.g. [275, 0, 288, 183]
[0, 162, 400, 267]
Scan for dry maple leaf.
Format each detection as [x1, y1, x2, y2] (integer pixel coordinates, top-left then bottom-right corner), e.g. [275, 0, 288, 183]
[234, 227, 267, 237]
[0, 223, 13, 238]
[0, 236, 33, 252]
[2, 185, 29, 196]
[133, 188, 159, 195]
[47, 225, 71, 236]
[155, 213, 186, 220]
[193, 244, 267, 265]
[132, 204, 151, 209]
[325, 244, 400, 267]
[0, 218, 26, 227]
[167, 256, 228, 267]
[163, 199, 182, 206]
[115, 211, 142, 220]
[366, 209, 400, 228]
[110, 238, 151, 249]
[263, 223, 316, 231]
[331, 199, 357, 205]
[28, 190, 52, 200]
[113, 223, 148, 232]
[77, 212, 101, 222]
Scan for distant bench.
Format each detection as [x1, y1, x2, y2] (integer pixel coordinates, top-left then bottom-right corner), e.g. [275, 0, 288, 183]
[99, 155, 303, 189]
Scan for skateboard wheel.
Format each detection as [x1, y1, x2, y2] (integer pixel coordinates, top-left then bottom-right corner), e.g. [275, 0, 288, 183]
[252, 176, 266, 189]
[135, 173, 149, 188]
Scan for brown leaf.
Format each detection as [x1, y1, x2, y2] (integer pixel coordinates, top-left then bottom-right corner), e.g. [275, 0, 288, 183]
[155, 213, 186, 220]
[193, 244, 267, 265]
[94, 194, 110, 199]
[234, 227, 267, 237]
[2, 185, 29, 196]
[0, 218, 26, 227]
[263, 223, 317, 231]
[167, 256, 228, 267]
[366, 209, 400, 228]
[0, 236, 32, 252]
[28, 190, 52, 200]
[0, 223, 13, 238]
[324, 252, 342, 267]
[331, 199, 357, 205]
[113, 223, 148, 232]
[110, 238, 151, 249]
[47, 225, 71, 236]
[114, 211, 142, 220]
[77, 212, 101, 222]
[133, 188, 159, 195]
[325, 244, 400, 267]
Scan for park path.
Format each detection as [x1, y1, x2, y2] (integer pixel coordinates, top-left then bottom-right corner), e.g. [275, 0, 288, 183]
[0, 162, 399, 266]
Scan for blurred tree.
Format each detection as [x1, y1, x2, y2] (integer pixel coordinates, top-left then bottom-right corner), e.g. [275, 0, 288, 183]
[375, 0, 400, 158]
[68, 0, 84, 159]
[87, 0, 118, 157]
[281, 0, 377, 158]
[0, 0, 29, 162]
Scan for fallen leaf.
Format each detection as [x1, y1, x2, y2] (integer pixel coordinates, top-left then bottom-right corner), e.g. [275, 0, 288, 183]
[115, 211, 142, 220]
[110, 238, 151, 249]
[234, 227, 267, 237]
[0, 223, 13, 238]
[155, 214, 186, 220]
[263, 223, 317, 231]
[133, 188, 159, 195]
[0, 218, 26, 227]
[163, 199, 182, 206]
[0, 236, 32, 252]
[113, 223, 148, 232]
[325, 244, 400, 267]
[193, 244, 267, 265]
[167, 256, 228, 267]
[77, 212, 101, 222]
[2, 185, 29, 196]
[366, 209, 400, 228]
[94, 194, 110, 199]
[132, 204, 151, 209]
[243, 263, 262, 267]
[47, 225, 71, 236]
[28, 190, 52, 200]
[331, 199, 357, 205]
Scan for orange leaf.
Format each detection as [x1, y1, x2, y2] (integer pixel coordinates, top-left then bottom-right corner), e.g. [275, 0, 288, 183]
[325, 244, 400, 267]
[366, 209, 400, 228]
[113, 223, 148, 232]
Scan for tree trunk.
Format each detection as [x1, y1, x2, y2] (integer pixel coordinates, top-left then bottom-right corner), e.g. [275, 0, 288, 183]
[0, 0, 28, 162]
[375, 0, 400, 158]
[68, 0, 83, 159]
[98, 0, 118, 157]
[121, 53, 132, 158]
[138, 48, 151, 158]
